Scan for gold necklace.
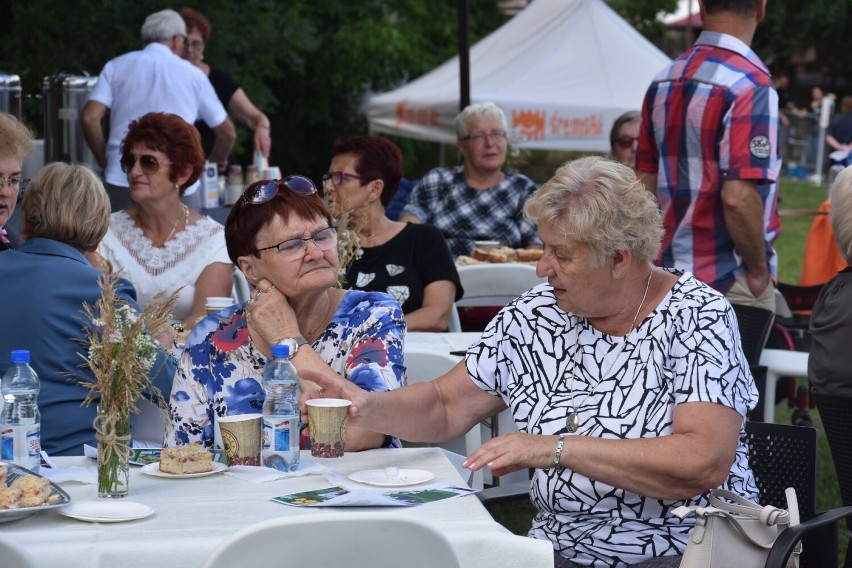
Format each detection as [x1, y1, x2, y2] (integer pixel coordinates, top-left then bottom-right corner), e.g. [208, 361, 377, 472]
[565, 268, 654, 433]
[137, 204, 188, 248]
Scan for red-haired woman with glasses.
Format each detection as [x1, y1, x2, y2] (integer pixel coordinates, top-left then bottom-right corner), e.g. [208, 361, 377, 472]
[164, 176, 404, 455]
[97, 112, 234, 327]
[609, 110, 641, 169]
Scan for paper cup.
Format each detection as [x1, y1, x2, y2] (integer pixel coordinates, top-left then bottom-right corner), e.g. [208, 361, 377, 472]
[218, 414, 262, 466]
[307, 398, 352, 458]
[205, 296, 234, 315]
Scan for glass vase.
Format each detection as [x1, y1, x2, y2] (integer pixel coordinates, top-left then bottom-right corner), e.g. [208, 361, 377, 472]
[96, 405, 131, 498]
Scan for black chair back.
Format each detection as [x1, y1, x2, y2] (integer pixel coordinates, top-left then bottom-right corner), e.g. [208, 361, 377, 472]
[732, 304, 775, 367]
[813, 390, 852, 566]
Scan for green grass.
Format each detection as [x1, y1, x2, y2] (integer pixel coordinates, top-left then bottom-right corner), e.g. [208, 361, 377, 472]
[490, 177, 847, 561]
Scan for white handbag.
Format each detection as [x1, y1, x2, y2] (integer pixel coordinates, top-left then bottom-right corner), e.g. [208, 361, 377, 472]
[672, 488, 801, 568]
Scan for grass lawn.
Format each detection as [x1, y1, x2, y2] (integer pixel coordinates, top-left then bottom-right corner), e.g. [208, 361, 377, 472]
[489, 177, 848, 561]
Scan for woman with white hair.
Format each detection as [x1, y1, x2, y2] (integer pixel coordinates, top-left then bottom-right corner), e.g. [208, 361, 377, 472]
[304, 156, 758, 567]
[399, 101, 539, 257]
[0, 113, 33, 250]
[808, 165, 852, 397]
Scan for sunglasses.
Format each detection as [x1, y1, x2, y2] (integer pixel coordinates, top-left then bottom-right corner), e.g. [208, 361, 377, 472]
[240, 175, 317, 205]
[120, 154, 173, 175]
[614, 136, 639, 149]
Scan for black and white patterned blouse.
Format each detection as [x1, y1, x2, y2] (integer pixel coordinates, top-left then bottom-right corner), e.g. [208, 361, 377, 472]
[466, 270, 759, 567]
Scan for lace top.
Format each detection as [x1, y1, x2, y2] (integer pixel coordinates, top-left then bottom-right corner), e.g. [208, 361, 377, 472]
[98, 210, 231, 321]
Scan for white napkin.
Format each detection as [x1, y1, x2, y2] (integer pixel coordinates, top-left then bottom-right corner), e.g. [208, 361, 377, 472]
[40, 466, 97, 485]
[223, 457, 332, 483]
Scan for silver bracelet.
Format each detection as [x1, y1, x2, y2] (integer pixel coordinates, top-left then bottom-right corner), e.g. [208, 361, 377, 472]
[553, 433, 567, 471]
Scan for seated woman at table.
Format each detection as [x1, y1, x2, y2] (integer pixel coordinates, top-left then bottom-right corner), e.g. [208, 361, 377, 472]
[97, 112, 233, 327]
[0, 163, 175, 455]
[301, 156, 758, 568]
[0, 113, 33, 250]
[165, 175, 405, 451]
[809, 165, 852, 397]
[325, 135, 462, 331]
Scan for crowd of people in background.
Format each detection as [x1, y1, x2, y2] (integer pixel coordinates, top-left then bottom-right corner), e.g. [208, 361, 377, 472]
[4, 1, 852, 566]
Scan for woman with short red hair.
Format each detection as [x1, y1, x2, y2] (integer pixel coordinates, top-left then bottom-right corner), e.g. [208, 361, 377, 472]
[98, 112, 233, 326]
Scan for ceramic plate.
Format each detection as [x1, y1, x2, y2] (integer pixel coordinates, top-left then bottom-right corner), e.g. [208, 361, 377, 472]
[348, 468, 435, 487]
[0, 463, 71, 523]
[141, 461, 227, 479]
[60, 500, 153, 523]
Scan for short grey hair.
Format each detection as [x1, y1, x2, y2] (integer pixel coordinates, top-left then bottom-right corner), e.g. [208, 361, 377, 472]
[829, 165, 852, 262]
[524, 156, 663, 265]
[141, 9, 186, 45]
[455, 102, 508, 139]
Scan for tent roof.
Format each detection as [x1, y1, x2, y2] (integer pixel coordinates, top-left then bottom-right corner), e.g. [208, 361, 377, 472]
[366, 0, 671, 152]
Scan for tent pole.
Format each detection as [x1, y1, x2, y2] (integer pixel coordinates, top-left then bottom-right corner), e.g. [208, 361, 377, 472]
[458, 0, 470, 111]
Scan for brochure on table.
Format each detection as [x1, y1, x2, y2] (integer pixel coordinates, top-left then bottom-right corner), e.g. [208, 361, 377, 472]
[272, 484, 478, 507]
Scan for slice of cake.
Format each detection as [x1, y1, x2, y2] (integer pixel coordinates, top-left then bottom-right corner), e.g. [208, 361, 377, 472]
[159, 443, 213, 474]
[0, 485, 21, 509]
[11, 475, 51, 507]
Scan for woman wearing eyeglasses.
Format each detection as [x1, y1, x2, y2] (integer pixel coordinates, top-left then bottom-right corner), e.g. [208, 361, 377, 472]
[399, 101, 540, 258]
[164, 176, 404, 452]
[178, 7, 271, 161]
[325, 135, 463, 332]
[0, 113, 33, 251]
[609, 110, 641, 169]
[97, 112, 234, 326]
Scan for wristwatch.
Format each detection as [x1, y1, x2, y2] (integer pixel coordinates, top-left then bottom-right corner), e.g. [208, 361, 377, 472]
[274, 336, 308, 358]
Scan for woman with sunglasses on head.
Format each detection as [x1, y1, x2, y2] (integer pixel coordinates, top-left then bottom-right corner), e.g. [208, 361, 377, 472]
[325, 136, 462, 332]
[178, 7, 271, 162]
[0, 113, 33, 251]
[98, 112, 234, 327]
[164, 175, 404, 452]
[609, 110, 641, 169]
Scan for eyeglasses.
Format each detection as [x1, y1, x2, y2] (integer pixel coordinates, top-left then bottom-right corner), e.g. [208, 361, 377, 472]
[254, 226, 338, 257]
[0, 177, 30, 192]
[240, 175, 317, 205]
[187, 39, 205, 50]
[119, 154, 173, 175]
[321, 171, 364, 187]
[459, 130, 508, 144]
[614, 136, 639, 149]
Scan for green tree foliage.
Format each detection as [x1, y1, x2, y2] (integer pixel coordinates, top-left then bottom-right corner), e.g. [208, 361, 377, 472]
[0, 0, 505, 180]
[607, 0, 677, 40]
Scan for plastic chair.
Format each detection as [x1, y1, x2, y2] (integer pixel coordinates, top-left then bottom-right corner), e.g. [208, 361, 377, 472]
[731, 303, 775, 367]
[202, 512, 460, 568]
[812, 390, 852, 567]
[447, 303, 462, 332]
[232, 269, 251, 304]
[0, 536, 35, 568]
[455, 264, 545, 308]
[404, 347, 484, 489]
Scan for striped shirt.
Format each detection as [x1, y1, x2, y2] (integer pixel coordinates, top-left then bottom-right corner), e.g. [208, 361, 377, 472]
[637, 31, 781, 293]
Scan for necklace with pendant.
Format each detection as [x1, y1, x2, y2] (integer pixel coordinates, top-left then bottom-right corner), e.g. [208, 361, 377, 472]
[565, 268, 654, 433]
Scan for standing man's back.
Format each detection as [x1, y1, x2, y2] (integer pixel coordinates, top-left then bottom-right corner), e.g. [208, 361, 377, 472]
[637, 0, 780, 311]
[81, 9, 235, 211]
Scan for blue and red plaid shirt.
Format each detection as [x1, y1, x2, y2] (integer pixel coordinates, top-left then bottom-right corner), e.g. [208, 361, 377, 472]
[637, 31, 781, 294]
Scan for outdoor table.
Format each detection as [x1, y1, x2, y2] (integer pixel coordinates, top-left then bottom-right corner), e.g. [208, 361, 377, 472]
[5, 448, 553, 567]
[759, 348, 810, 423]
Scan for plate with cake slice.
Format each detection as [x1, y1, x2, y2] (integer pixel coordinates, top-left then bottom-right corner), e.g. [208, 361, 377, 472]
[141, 461, 227, 479]
[140, 443, 225, 478]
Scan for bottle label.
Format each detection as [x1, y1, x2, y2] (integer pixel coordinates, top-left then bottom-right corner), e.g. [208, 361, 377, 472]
[262, 415, 297, 451]
[1, 425, 39, 463]
[26, 426, 41, 459]
[1, 429, 13, 461]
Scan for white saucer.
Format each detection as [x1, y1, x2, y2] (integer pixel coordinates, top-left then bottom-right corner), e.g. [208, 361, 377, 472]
[60, 501, 154, 523]
[141, 461, 227, 479]
[348, 468, 435, 487]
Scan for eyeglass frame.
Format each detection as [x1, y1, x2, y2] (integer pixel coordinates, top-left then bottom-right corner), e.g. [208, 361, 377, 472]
[0, 176, 31, 192]
[459, 130, 508, 144]
[119, 154, 173, 175]
[613, 136, 639, 149]
[321, 171, 365, 187]
[239, 175, 317, 206]
[253, 225, 338, 256]
[186, 39, 205, 51]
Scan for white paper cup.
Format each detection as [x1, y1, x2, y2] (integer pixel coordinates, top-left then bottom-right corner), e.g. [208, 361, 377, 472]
[306, 399, 352, 458]
[218, 414, 262, 466]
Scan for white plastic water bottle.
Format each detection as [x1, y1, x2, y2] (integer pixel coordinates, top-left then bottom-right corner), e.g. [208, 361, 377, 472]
[1, 350, 41, 472]
[261, 345, 300, 471]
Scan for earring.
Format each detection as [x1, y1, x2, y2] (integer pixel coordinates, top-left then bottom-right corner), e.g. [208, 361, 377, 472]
[175, 184, 180, 191]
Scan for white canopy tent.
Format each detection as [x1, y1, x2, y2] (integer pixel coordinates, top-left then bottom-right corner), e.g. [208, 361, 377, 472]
[367, 0, 671, 152]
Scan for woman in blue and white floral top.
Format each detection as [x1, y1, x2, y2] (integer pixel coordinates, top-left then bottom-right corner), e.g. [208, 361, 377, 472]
[165, 175, 405, 451]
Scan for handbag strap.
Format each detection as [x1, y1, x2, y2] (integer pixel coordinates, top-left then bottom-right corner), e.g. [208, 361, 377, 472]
[709, 489, 790, 526]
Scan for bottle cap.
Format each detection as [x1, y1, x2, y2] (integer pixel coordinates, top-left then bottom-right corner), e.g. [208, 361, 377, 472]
[271, 344, 290, 359]
[10, 350, 30, 364]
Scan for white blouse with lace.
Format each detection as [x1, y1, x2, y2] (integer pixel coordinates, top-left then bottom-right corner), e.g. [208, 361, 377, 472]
[98, 210, 231, 322]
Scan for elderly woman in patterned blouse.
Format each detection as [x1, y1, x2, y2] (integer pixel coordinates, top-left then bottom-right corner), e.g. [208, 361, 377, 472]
[165, 175, 405, 452]
[302, 156, 759, 568]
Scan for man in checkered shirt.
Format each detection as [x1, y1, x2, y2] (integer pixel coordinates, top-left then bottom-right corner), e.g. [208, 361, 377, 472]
[399, 102, 540, 258]
[636, 0, 781, 312]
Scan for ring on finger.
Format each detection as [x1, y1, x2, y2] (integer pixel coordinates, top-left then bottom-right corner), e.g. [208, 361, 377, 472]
[253, 289, 263, 301]
[246, 298, 255, 308]
[263, 285, 276, 293]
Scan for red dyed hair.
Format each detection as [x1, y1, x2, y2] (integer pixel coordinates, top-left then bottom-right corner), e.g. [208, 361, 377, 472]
[179, 7, 212, 41]
[120, 112, 205, 195]
[330, 136, 402, 207]
[224, 180, 333, 265]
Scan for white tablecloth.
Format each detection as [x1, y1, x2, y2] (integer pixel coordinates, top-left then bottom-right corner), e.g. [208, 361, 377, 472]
[406, 331, 483, 354]
[6, 448, 552, 568]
